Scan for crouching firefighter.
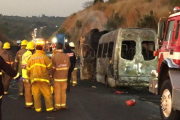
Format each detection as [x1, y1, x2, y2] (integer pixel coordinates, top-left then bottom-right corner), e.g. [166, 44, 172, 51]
[27, 45, 54, 112]
[0, 42, 13, 95]
[21, 42, 35, 108]
[51, 43, 70, 110]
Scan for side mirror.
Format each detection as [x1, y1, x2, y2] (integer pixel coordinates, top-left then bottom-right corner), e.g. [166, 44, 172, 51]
[153, 51, 159, 57]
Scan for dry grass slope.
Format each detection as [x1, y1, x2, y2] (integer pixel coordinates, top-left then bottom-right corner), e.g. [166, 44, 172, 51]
[59, 0, 179, 43]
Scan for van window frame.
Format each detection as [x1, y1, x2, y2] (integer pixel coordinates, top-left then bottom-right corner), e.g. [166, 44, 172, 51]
[141, 41, 155, 61]
[97, 44, 103, 58]
[107, 42, 114, 58]
[102, 43, 108, 58]
[121, 40, 136, 61]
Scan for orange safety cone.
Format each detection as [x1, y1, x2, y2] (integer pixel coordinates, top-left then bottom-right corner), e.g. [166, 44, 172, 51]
[125, 99, 136, 106]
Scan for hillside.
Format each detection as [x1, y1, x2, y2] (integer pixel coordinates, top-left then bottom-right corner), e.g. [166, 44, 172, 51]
[0, 14, 66, 41]
[0, 32, 13, 44]
[59, 0, 180, 44]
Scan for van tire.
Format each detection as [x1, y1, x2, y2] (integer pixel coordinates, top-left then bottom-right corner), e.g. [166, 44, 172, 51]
[160, 80, 180, 120]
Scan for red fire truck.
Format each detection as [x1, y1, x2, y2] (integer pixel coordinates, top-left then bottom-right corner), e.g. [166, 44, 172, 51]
[149, 7, 180, 120]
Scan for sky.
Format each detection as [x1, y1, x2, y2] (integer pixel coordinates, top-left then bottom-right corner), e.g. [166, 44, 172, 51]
[0, 0, 91, 17]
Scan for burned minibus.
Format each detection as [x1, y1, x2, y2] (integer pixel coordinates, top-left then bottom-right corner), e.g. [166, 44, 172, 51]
[96, 28, 158, 87]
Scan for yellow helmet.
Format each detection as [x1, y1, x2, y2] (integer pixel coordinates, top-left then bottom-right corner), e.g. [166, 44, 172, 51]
[69, 42, 75, 47]
[26, 42, 35, 50]
[3, 42, 10, 49]
[21, 40, 28, 46]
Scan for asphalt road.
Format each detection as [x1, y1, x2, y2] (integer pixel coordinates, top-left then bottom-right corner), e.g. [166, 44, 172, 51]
[2, 77, 161, 120]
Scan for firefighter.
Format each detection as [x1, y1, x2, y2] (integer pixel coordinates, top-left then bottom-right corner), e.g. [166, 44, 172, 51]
[0, 42, 13, 95]
[69, 42, 78, 86]
[14, 40, 28, 96]
[21, 41, 35, 108]
[0, 56, 20, 120]
[27, 45, 54, 112]
[51, 43, 70, 110]
[64, 43, 76, 92]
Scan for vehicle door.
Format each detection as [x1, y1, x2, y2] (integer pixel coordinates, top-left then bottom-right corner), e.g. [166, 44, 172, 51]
[80, 44, 95, 80]
[118, 39, 138, 78]
[139, 30, 157, 80]
[158, 18, 176, 71]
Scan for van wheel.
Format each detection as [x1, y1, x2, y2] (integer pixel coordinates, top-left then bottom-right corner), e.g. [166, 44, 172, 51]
[160, 80, 180, 120]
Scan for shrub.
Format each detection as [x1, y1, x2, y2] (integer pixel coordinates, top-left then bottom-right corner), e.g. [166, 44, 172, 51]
[58, 27, 66, 34]
[137, 11, 157, 30]
[83, 1, 94, 8]
[104, 13, 126, 31]
[76, 20, 82, 29]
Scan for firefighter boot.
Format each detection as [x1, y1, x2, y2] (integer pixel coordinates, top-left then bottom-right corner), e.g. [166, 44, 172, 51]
[72, 69, 77, 86]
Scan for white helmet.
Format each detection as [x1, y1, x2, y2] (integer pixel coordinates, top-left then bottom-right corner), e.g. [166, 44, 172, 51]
[69, 42, 75, 47]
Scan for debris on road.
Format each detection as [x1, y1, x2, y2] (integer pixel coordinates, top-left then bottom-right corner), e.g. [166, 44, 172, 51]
[92, 86, 97, 88]
[114, 91, 124, 94]
[125, 99, 136, 106]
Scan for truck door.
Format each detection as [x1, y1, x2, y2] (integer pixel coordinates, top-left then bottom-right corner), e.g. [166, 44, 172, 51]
[80, 44, 95, 80]
[158, 19, 176, 71]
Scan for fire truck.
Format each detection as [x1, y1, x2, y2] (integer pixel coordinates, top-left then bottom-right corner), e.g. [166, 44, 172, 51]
[149, 7, 180, 120]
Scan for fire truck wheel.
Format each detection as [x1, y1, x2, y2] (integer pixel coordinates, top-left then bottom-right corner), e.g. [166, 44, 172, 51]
[160, 80, 180, 120]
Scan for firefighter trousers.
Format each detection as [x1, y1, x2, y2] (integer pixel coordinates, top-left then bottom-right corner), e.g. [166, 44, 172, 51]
[24, 79, 33, 107]
[54, 81, 67, 110]
[67, 70, 72, 92]
[72, 69, 77, 86]
[19, 78, 24, 95]
[2, 73, 11, 94]
[32, 82, 53, 112]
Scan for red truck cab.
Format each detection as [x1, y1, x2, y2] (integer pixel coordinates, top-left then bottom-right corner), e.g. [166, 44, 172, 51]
[149, 7, 180, 120]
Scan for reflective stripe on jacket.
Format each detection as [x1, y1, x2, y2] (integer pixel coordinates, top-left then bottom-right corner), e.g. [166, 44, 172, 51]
[51, 50, 70, 80]
[22, 50, 32, 79]
[27, 50, 52, 84]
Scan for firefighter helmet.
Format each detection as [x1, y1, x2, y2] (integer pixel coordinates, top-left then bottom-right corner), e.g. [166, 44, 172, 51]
[26, 41, 35, 50]
[69, 42, 75, 47]
[3, 42, 10, 49]
[21, 40, 28, 46]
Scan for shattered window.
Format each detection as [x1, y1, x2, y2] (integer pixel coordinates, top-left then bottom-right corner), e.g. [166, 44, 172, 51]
[97, 44, 103, 58]
[121, 41, 136, 60]
[102, 43, 108, 58]
[108, 42, 114, 58]
[142, 41, 155, 60]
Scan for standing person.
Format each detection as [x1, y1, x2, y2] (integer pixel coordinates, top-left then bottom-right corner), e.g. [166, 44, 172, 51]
[0, 42, 13, 95]
[27, 45, 54, 112]
[14, 40, 28, 96]
[21, 42, 35, 108]
[64, 43, 76, 92]
[0, 56, 20, 120]
[51, 43, 70, 110]
[69, 42, 78, 86]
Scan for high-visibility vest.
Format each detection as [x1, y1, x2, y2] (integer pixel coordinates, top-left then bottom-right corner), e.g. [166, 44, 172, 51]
[22, 51, 32, 79]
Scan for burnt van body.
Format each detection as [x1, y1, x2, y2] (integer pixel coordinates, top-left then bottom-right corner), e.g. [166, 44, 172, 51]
[96, 28, 158, 87]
